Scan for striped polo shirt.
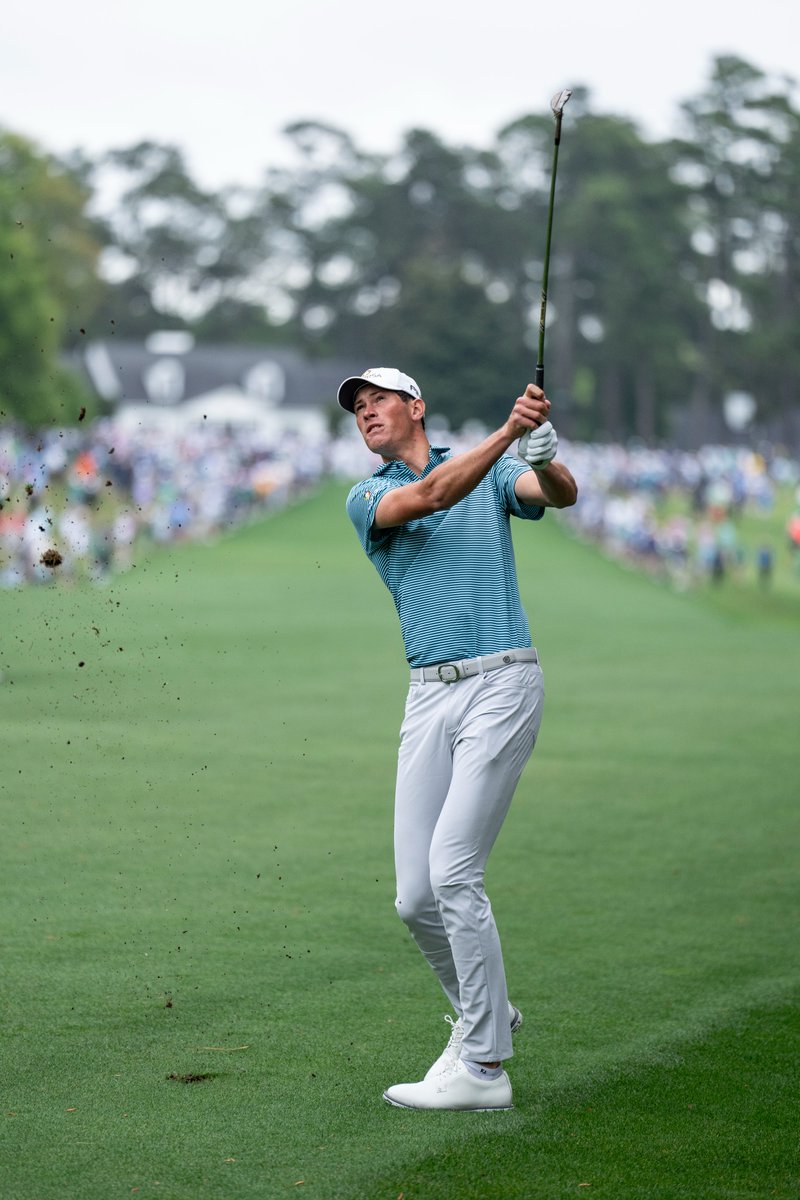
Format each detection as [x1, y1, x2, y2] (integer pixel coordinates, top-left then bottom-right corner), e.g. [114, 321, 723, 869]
[346, 446, 545, 667]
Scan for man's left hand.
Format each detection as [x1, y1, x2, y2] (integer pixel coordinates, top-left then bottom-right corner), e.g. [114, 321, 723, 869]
[519, 420, 558, 469]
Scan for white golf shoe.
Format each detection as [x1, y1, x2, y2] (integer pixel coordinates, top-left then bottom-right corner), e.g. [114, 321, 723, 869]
[384, 1058, 513, 1111]
[424, 1005, 523, 1080]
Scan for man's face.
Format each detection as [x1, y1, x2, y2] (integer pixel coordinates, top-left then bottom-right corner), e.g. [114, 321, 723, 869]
[353, 386, 420, 457]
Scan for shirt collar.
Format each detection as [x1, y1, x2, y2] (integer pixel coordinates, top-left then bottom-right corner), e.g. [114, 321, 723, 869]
[374, 445, 451, 477]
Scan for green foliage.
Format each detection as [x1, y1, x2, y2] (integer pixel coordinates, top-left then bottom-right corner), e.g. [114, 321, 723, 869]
[0, 131, 104, 337]
[0, 216, 60, 424]
[0, 131, 100, 426]
[671, 56, 800, 437]
[363, 257, 529, 425]
[554, 116, 702, 439]
[90, 138, 315, 341]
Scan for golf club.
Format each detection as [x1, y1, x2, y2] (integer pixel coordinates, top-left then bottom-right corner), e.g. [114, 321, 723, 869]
[519, 88, 571, 463]
[535, 88, 572, 392]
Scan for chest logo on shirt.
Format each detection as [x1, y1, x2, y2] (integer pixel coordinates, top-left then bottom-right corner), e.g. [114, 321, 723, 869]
[364, 490, 372, 500]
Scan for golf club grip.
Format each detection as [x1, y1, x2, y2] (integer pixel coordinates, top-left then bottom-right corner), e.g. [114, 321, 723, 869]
[534, 365, 544, 390]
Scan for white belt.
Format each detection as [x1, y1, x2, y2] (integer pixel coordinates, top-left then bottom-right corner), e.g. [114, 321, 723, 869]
[409, 647, 539, 685]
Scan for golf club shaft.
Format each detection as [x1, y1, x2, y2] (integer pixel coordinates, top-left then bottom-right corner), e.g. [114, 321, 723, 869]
[536, 110, 565, 391]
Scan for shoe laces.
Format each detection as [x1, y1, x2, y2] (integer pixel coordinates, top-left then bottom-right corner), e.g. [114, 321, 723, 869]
[443, 1014, 464, 1054]
[435, 1056, 465, 1086]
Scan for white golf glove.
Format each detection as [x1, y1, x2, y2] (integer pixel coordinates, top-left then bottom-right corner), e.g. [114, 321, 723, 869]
[519, 420, 558, 468]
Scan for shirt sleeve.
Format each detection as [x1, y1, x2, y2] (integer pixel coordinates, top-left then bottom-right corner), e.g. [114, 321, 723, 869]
[346, 477, 398, 552]
[493, 453, 546, 522]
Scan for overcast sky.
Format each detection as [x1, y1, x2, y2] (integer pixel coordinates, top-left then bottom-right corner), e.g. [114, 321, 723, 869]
[3, 0, 798, 189]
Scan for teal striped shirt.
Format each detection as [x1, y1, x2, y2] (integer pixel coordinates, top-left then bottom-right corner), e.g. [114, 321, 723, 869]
[346, 446, 544, 667]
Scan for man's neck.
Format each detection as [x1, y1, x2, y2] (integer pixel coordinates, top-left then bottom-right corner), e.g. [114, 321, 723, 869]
[382, 436, 432, 478]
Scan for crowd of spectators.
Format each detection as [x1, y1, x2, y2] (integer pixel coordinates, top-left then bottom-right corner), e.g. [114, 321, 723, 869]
[0, 416, 327, 587]
[2, 414, 800, 591]
[553, 439, 800, 589]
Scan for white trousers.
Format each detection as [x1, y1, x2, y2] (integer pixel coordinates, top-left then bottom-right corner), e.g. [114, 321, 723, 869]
[393, 659, 544, 1062]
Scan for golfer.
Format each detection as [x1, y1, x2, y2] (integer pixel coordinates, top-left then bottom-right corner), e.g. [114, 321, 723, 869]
[338, 367, 577, 1110]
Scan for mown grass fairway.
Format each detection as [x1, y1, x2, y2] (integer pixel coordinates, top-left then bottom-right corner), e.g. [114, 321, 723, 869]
[2, 483, 799, 1199]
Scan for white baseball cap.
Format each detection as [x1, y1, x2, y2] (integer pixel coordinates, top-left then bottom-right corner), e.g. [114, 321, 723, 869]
[337, 367, 422, 413]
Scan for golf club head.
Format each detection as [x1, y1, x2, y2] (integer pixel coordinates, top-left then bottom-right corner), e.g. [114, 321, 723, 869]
[550, 89, 572, 115]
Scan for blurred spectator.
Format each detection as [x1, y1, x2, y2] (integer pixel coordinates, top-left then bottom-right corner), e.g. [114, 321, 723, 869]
[787, 512, 800, 577]
[756, 544, 774, 589]
[788, 513, 800, 552]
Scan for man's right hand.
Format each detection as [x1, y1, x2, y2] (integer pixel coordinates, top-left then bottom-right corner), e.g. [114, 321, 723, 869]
[504, 383, 550, 442]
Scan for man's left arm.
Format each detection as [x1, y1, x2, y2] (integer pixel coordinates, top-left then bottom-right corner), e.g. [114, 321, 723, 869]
[514, 459, 578, 509]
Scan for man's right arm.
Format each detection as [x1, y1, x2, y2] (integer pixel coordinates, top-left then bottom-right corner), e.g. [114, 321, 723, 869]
[375, 385, 550, 530]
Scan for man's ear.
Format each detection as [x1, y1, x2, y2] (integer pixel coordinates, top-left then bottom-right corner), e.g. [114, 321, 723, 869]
[411, 397, 426, 423]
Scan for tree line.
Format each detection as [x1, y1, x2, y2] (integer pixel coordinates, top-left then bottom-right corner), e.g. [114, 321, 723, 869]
[2, 55, 799, 443]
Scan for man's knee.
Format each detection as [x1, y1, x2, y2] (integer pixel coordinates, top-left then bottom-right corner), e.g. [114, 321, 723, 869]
[395, 889, 437, 930]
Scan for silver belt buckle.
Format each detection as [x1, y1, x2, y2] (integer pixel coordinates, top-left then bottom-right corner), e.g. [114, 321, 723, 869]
[437, 662, 461, 684]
